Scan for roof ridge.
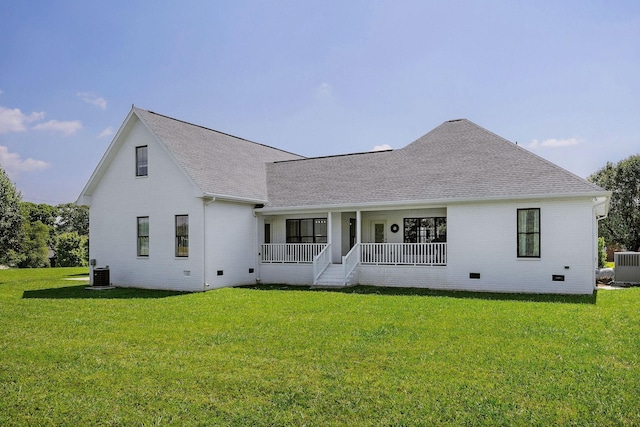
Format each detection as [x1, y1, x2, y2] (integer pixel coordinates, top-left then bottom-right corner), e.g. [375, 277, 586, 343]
[272, 148, 393, 164]
[133, 107, 304, 159]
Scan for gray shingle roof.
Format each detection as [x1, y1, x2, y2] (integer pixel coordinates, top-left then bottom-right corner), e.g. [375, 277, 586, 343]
[130, 110, 605, 208]
[134, 108, 304, 201]
[264, 119, 606, 208]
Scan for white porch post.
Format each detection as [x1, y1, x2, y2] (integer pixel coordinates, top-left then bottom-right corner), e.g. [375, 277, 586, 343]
[256, 213, 264, 282]
[356, 210, 362, 244]
[327, 212, 332, 246]
[330, 211, 342, 263]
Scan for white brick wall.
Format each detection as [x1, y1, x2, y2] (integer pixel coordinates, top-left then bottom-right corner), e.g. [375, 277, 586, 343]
[204, 200, 258, 289]
[357, 265, 447, 288]
[445, 198, 596, 294]
[360, 208, 446, 244]
[89, 118, 205, 291]
[259, 199, 597, 294]
[258, 263, 314, 285]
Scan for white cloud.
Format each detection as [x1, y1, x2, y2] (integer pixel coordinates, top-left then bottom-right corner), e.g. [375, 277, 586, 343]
[98, 127, 114, 138]
[529, 137, 582, 149]
[0, 145, 50, 176]
[33, 119, 82, 136]
[372, 144, 393, 151]
[0, 106, 45, 134]
[77, 92, 107, 110]
[314, 82, 333, 99]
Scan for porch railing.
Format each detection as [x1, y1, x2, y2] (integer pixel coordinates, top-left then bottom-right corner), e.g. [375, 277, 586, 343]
[261, 243, 328, 263]
[313, 244, 331, 284]
[342, 243, 360, 284]
[261, 242, 446, 266]
[360, 243, 447, 266]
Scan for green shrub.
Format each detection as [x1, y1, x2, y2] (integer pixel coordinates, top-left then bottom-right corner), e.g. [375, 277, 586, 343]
[17, 221, 50, 268]
[55, 232, 88, 267]
[597, 237, 607, 269]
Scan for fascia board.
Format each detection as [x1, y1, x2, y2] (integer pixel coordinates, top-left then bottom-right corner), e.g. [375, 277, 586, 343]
[202, 192, 267, 204]
[255, 191, 612, 214]
[76, 108, 138, 205]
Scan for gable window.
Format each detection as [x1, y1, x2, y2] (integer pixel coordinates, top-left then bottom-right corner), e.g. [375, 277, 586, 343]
[286, 219, 327, 243]
[404, 218, 447, 243]
[517, 208, 540, 258]
[175, 215, 189, 257]
[136, 145, 148, 177]
[137, 216, 149, 257]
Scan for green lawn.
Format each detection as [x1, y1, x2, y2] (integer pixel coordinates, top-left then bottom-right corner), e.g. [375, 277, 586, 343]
[0, 268, 638, 426]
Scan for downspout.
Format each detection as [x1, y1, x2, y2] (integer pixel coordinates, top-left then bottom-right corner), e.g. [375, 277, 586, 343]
[202, 196, 215, 290]
[253, 208, 260, 284]
[593, 197, 609, 290]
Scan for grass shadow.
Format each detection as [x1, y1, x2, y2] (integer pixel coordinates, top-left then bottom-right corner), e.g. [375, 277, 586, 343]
[239, 284, 598, 304]
[23, 284, 190, 300]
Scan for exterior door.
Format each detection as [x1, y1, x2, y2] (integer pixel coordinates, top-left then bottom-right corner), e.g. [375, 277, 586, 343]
[349, 218, 356, 249]
[373, 222, 386, 243]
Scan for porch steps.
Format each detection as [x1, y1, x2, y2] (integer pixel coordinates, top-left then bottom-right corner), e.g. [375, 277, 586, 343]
[313, 264, 354, 288]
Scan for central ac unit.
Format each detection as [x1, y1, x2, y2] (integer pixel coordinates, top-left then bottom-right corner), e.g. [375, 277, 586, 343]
[614, 252, 640, 284]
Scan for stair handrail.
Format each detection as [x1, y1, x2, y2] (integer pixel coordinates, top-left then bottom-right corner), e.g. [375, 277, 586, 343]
[342, 243, 361, 285]
[313, 244, 331, 285]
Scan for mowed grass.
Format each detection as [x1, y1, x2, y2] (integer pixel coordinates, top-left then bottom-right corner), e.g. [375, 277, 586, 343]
[0, 269, 638, 426]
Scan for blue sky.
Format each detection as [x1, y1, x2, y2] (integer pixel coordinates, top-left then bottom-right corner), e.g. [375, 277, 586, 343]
[1, 0, 638, 204]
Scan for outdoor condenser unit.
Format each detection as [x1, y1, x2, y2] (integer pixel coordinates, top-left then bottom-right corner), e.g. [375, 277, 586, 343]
[614, 252, 640, 284]
[93, 267, 110, 287]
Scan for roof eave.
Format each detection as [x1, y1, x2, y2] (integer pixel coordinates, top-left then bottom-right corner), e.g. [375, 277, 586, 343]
[203, 192, 268, 205]
[255, 191, 612, 214]
[76, 108, 139, 206]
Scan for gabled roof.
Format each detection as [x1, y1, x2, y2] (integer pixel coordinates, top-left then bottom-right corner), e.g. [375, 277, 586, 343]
[79, 109, 607, 210]
[264, 119, 607, 209]
[134, 109, 304, 201]
[78, 107, 304, 204]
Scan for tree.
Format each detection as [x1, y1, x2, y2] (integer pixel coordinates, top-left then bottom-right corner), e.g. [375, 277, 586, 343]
[56, 232, 88, 267]
[56, 203, 89, 236]
[21, 201, 57, 247]
[0, 165, 23, 265]
[21, 202, 57, 228]
[589, 154, 640, 252]
[16, 221, 50, 268]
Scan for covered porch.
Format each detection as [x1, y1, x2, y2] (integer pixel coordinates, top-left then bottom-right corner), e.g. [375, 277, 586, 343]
[257, 208, 447, 286]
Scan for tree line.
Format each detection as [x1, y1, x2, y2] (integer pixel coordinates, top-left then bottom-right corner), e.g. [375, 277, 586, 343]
[588, 154, 640, 255]
[1, 166, 88, 268]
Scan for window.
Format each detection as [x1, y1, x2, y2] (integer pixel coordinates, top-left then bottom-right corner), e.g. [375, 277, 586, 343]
[404, 217, 447, 243]
[517, 208, 540, 258]
[175, 215, 189, 257]
[137, 216, 149, 257]
[136, 146, 148, 177]
[286, 219, 327, 243]
[264, 223, 271, 244]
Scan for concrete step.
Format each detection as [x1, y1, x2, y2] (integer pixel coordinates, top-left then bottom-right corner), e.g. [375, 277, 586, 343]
[314, 264, 355, 287]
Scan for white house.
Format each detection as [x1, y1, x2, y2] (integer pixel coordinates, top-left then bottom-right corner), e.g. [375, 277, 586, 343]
[78, 107, 610, 294]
